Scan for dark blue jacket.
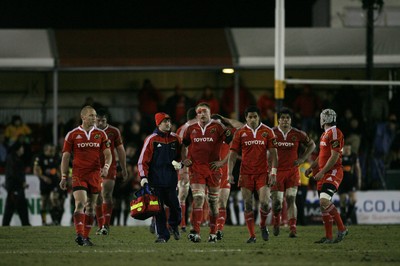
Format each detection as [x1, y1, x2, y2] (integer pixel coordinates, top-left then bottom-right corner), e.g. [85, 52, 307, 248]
[137, 128, 181, 188]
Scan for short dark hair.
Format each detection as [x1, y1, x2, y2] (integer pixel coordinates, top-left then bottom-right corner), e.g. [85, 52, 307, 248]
[277, 107, 293, 119]
[244, 106, 260, 118]
[196, 102, 210, 110]
[96, 108, 109, 118]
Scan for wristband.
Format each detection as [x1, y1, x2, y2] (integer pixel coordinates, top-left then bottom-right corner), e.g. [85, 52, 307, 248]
[271, 168, 277, 175]
[104, 164, 110, 170]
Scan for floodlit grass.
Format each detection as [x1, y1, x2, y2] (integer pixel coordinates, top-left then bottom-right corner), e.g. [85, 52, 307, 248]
[0, 225, 399, 266]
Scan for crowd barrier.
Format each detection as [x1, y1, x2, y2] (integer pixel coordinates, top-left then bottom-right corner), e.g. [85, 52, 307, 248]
[0, 175, 399, 226]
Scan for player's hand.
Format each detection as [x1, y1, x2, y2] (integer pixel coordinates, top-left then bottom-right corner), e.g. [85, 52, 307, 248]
[121, 169, 128, 181]
[228, 174, 235, 184]
[305, 167, 313, 177]
[101, 167, 109, 178]
[182, 159, 192, 167]
[59, 179, 68, 191]
[210, 160, 224, 170]
[313, 171, 323, 181]
[293, 158, 304, 166]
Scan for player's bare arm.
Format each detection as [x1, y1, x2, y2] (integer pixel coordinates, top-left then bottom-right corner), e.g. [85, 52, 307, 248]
[227, 150, 238, 184]
[268, 147, 278, 186]
[102, 148, 112, 178]
[181, 145, 192, 166]
[116, 144, 128, 181]
[59, 152, 71, 190]
[294, 138, 316, 166]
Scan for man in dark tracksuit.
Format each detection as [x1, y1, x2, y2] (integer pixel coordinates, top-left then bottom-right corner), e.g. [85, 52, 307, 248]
[138, 112, 183, 243]
[2, 142, 31, 226]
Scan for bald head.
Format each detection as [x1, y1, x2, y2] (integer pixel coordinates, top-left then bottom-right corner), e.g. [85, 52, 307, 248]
[81, 105, 95, 117]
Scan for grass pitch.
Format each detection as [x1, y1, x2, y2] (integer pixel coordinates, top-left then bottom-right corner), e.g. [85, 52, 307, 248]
[0, 224, 399, 266]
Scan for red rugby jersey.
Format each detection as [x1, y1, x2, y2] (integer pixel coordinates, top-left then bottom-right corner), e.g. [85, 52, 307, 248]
[273, 127, 311, 170]
[182, 119, 231, 175]
[230, 123, 276, 175]
[63, 126, 109, 177]
[318, 126, 344, 170]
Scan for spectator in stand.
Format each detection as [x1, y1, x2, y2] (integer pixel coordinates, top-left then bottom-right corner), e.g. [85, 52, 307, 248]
[221, 78, 256, 120]
[340, 109, 363, 155]
[292, 84, 322, 133]
[335, 79, 362, 119]
[197, 85, 220, 115]
[4, 115, 33, 167]
[257, 90, 275, 127]
[123, 111, 147, 150]
[4, 115, 32, 147]
[363, 89, 389, 127]
[138, 79, 163, 134]
[164, 84, 196, 127]
[371, 114, 398, 189]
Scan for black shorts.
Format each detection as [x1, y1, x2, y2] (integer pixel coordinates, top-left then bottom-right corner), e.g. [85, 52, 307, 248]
[338, 173, 356, 194]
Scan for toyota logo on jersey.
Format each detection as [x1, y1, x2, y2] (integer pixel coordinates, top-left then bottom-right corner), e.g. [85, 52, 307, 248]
[194, 137, 214, 142]
[276, 142, 295, 147]
[244, 140, 265, 146]
[77, 142, 100, 148]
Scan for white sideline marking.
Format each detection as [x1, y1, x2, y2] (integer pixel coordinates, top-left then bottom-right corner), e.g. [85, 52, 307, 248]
[0, 249, 243, 254]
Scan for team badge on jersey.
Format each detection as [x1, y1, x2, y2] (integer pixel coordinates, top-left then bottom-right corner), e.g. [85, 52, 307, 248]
[262, 132, 268, 138]
[332, 140, 340, 148]
[108, 132, 114, 138]
[210, 128, 216, 134]
[225, 129, 231, 137]
[106, 139, 111, 148]
[272, 138, 278, 146]
[95, 134, 100, 139]
[291, 136, 297, 141]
